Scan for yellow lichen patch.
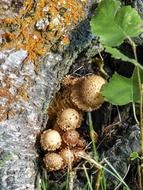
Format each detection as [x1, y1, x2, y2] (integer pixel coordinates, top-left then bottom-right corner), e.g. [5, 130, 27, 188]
[0, 87, 15, 121]
[1, 0, 87, 62]
[0, 88, 15, 105]
[16, 85, 29, 101]
[0, 106, 8, 122]
[0, 76, 30, 121]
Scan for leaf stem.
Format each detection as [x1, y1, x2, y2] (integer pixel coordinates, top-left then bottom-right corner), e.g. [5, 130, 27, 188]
[87, 112, 99, 161]
[132, 103, 139, 124]
[129, 37, 143, 187]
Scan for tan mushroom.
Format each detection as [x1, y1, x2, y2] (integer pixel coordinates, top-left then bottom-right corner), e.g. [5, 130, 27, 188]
[71, 75, 106, 111]
[62, 129, 80, 147]
[40, 129, 62, 151]
[76, 137, 86, 149]
[60, 148, 74, 166]
[43, 153, 64, 171]
[56, 108, 82, 131]
[72, 148, 86, 162]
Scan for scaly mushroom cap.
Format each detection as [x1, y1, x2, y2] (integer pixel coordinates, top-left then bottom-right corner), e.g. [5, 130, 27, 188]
[56, 108, 82, 131]
[60, 148, 74, 166]
[40, 129, 62, 151]
[76, 137, 86, 149]
[44, 153, 64, 171]
[62, 75, 82, 86]
[62, 129, 80, 147]
[72, 149, 86, 162]
[71, 75, 106, 111]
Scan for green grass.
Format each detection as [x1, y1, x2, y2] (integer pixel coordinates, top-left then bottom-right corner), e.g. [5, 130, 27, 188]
[37, 112, 131, 190]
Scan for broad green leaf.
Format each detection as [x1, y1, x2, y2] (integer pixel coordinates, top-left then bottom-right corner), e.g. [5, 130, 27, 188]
[101, 70, 143, 105]
[131, 67, 143, 102]
[101, 73, 132, 105]
[105, 46, 143, 70]
[90, 0, 142, 46]
[115, 6, 142, 37]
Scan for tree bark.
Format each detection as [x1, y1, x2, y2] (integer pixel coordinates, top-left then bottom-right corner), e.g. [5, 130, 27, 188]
[0, 0, 98, 189]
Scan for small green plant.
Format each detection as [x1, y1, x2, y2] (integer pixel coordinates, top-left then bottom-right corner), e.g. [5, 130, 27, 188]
[90, 0, 143, 187]
[0, 153, 12, 167]
[90, 0, 143, 104]
[130, 151, 140, 161]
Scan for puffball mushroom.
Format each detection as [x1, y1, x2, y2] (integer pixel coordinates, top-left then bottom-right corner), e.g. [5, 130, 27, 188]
[76, 137, 86, 149]
[44, 153, 64, 171]
[40, 129, 62, 151]
[72, 149, 86, 162]
[62, 129, 80, 147]
[71, 75, 106, 111]
[56, 108, 82, 131]
[60, 148, 74, 166]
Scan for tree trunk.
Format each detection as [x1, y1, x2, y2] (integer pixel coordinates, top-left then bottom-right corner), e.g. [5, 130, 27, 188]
[0, 0, 98, 189]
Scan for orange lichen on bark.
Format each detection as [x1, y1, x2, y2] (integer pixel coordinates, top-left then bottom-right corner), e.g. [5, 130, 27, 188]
[0, 76, 30, 121]
[0, 87, 15, 105]
[1, 0, 87, 62]
[0, 87, 16, 121]
[16, 85, 29, 101]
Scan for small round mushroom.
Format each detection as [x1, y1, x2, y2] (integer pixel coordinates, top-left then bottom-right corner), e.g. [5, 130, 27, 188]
[71, 75, 106, 111]
[62, 129, 80, 147]
[43, 153, 64, 171]
[76, 137, 86, 149]
[72, 149, 86, 162]
[40, 129, 62, 151]
[56, 108, 82, 131]
[60, 148, 74, 166]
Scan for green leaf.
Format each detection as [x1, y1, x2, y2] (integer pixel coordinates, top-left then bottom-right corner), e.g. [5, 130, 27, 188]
[90, 0, 142, 46]
[131, 67, 143, 102]
[131, 67, 140, 103]
[115, 6, 142, 37]
[101, 73, 132, 105]
[104, 46, 143, 70]
[101, 70, 143, 105]
[130, 152, 139, 161]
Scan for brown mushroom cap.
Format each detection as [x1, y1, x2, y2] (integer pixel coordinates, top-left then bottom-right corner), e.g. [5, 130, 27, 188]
[76, 137, 86, 149]
[43, 153, 64, 171]
[56, 108, 82, 131]
[40, 129, 62, 151]
[62, 75, 82, 86]
[62, 129, 80, 147]
[71, 75, 106, 111]
[72, 149, 86, 162]
[60, 148, 74, 166]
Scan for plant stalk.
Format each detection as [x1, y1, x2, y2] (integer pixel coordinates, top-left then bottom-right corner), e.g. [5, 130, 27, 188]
[87, 112, 99, 161]
[130, 38, 143, 187]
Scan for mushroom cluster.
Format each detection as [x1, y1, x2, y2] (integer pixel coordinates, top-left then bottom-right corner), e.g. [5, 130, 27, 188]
[40, 108, 85, 171]
[48, 75, 106, 118]
[40, 75, 106, 171]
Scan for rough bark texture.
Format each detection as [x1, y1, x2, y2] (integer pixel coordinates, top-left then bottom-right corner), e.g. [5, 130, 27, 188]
[0, 0, 143, 190]
[0, 0, 98, 189]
